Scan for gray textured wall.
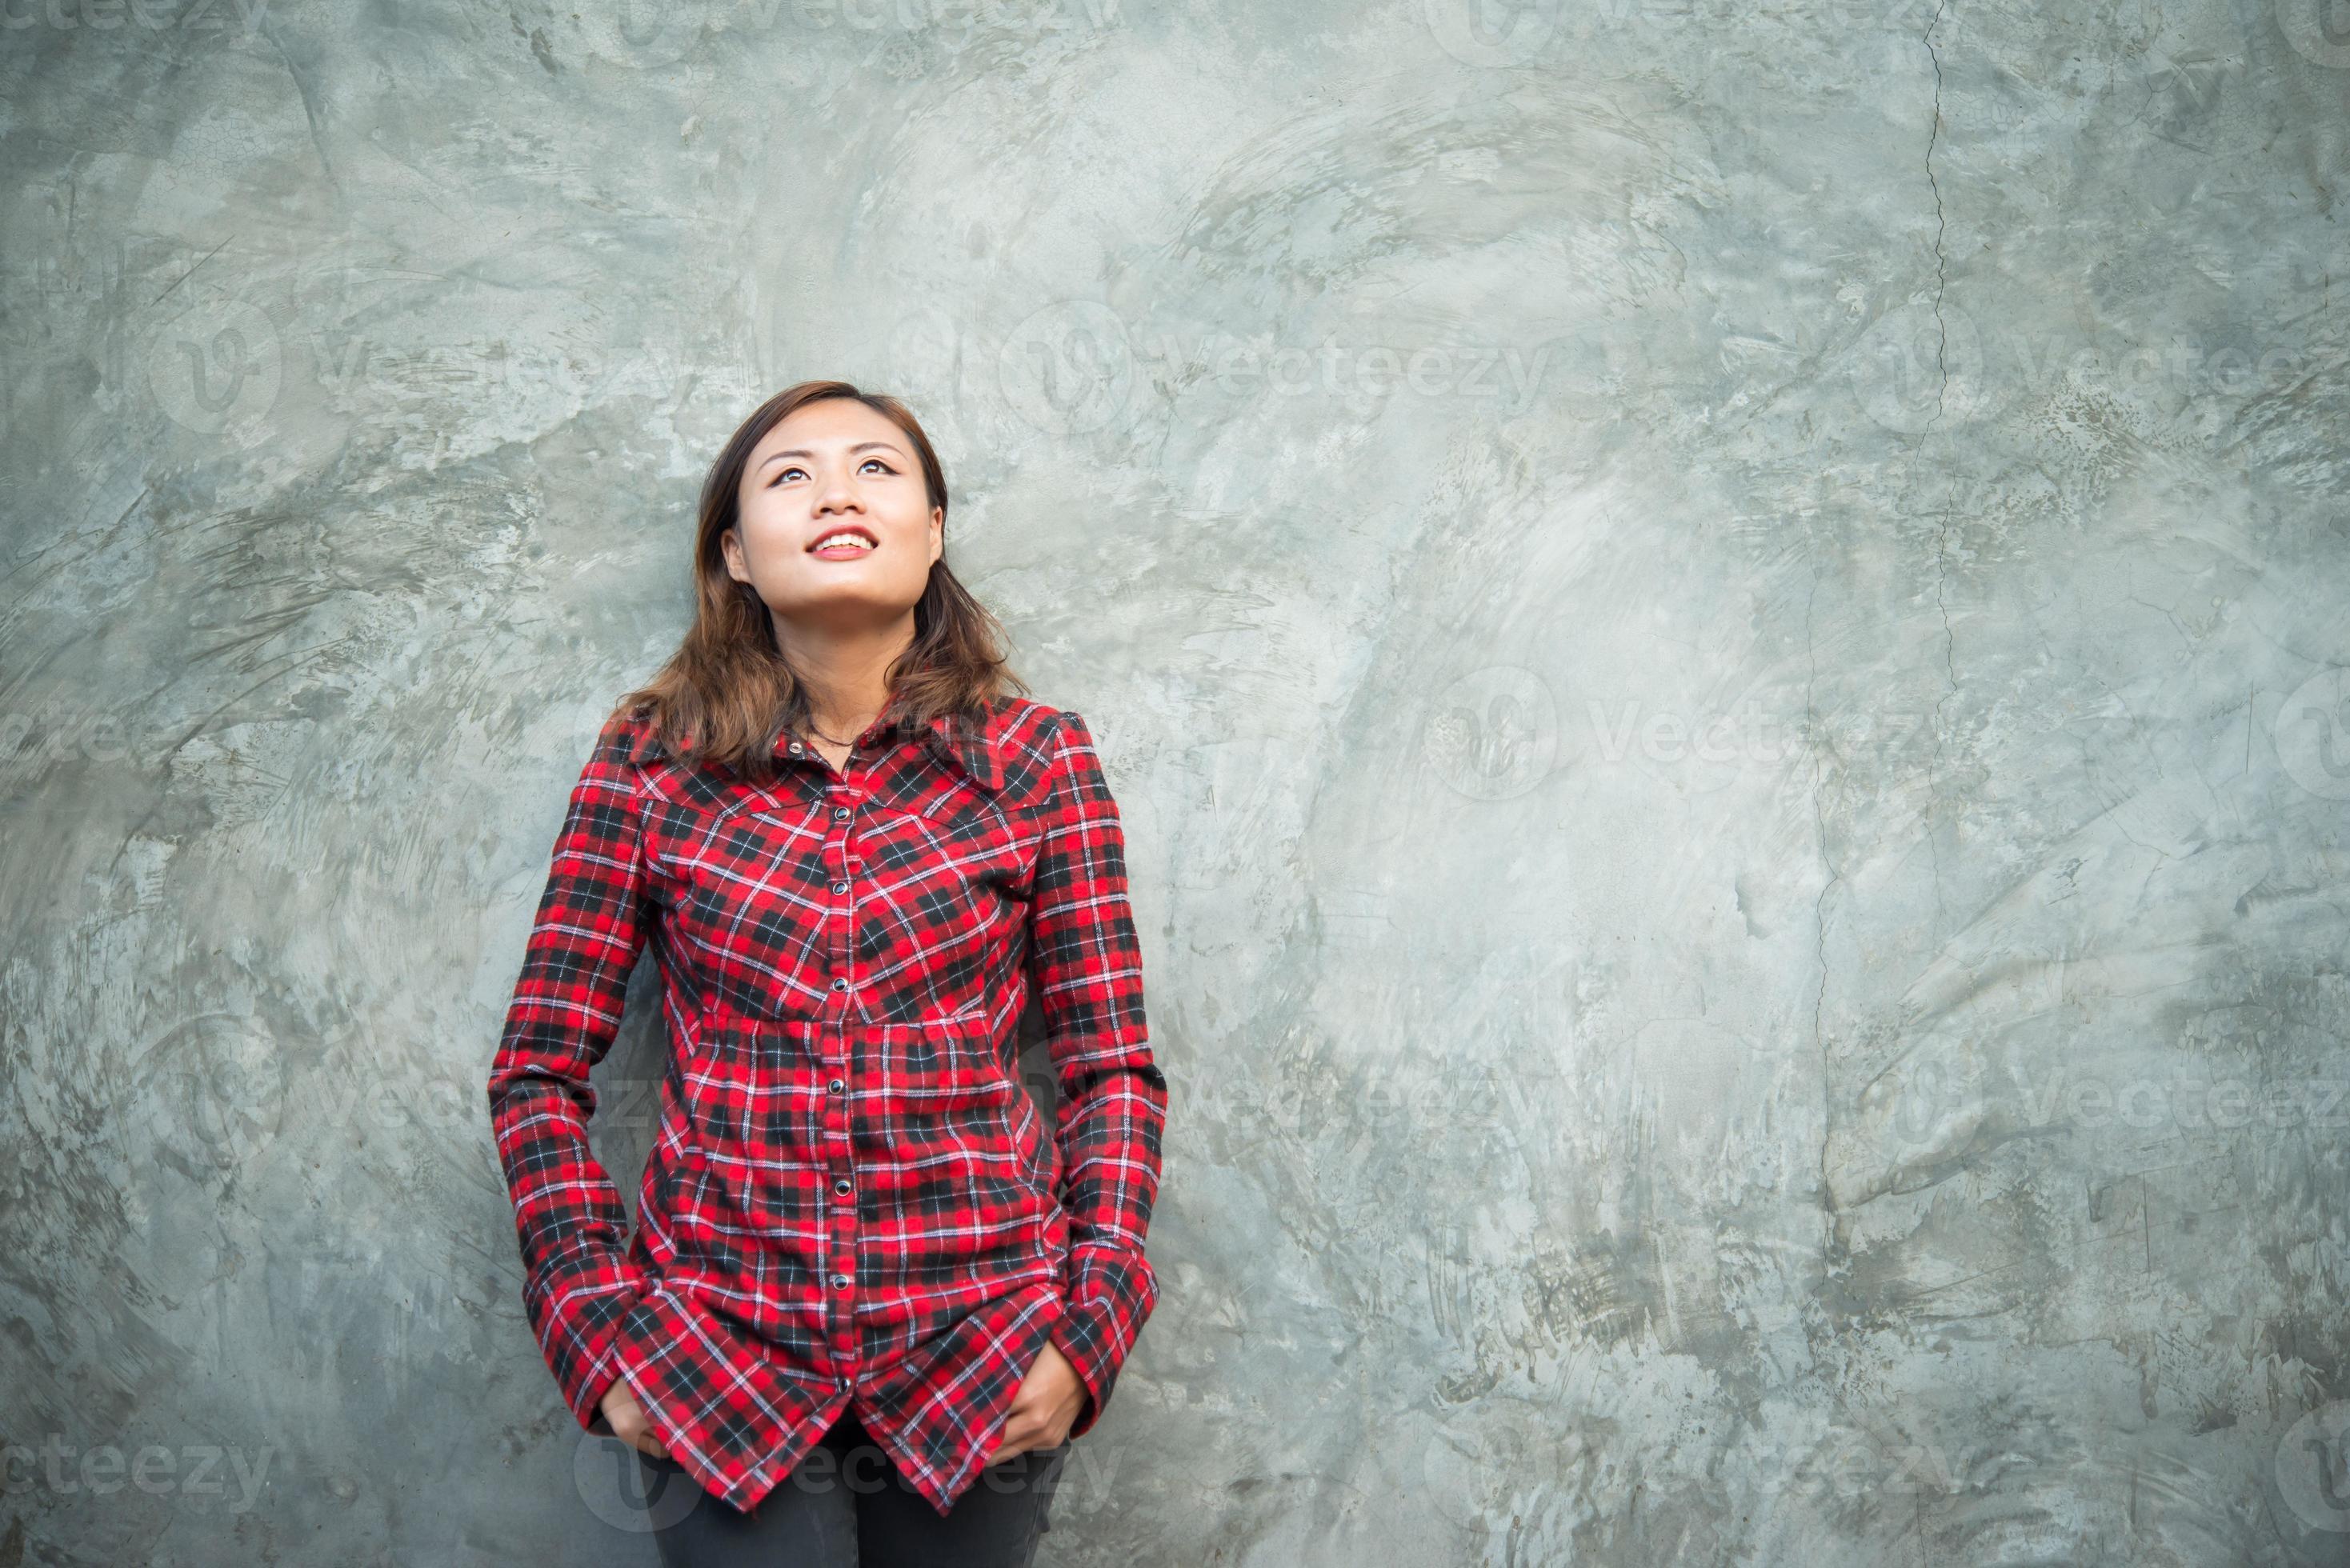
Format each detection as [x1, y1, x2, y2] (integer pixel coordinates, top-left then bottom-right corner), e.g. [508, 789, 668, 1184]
[5, 0, 2348, 1563]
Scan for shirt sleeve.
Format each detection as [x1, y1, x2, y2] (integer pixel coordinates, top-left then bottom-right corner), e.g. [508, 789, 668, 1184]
[485, 710, 658, 1435]
[1028, 710, 1169, 1438]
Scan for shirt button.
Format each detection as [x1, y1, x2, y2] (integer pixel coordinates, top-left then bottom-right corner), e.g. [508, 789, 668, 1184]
[831, 880, 849, 894]
[831, 1273, 851, 1290]
[788, 742, 804, 754]
[830, 976, 850, 992]
[827, 1077, 846, 1094]
[832, 806, 851, 822]
[833, 1177, 852, 1196]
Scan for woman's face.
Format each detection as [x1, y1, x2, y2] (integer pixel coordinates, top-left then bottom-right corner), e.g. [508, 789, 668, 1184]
[723, 398, 943, 632]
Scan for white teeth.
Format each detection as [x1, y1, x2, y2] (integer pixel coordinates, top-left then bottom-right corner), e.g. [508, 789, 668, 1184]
[812, 535, 875, 552]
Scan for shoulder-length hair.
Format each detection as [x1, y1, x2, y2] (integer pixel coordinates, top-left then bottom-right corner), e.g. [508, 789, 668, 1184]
[611, 379, 1026, 779]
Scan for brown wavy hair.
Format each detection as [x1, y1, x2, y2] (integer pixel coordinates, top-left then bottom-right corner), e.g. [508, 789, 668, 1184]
[611, 380, 1026, 779]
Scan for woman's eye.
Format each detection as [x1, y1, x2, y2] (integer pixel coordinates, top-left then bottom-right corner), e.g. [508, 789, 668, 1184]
[767, 459, 892, 487]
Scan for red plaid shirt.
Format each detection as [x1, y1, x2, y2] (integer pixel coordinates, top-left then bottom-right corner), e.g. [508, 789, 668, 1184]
[486, 694, 1167, 1518]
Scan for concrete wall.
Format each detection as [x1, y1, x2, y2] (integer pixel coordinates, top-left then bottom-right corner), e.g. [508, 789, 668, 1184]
[3, 1, 2347, 1562]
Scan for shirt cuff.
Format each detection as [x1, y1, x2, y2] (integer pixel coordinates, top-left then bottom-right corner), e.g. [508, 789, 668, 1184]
[535, 1262, 653, 1434]
[1046, 1246, 1158, 1438]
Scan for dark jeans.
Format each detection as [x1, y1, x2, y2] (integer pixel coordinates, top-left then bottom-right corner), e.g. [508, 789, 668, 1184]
[631, 1409, 1071, 1568]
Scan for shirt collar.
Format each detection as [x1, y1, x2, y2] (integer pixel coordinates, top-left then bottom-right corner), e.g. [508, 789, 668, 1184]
[790, 696, 1006, 794]
[903, 706, 1007, 794]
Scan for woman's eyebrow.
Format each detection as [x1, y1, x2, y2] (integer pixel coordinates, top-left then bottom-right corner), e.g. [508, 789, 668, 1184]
[758, 441, 903, 470]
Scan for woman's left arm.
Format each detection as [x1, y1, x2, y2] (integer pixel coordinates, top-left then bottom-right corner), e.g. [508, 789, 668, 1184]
[1026, 709, 1170, 1438]
[485, 712, 658, 1436]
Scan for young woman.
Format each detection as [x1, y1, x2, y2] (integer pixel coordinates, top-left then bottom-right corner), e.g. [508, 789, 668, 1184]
[486, 381, 1170, 1567]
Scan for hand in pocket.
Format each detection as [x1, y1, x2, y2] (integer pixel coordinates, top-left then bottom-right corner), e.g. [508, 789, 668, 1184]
[601, 1375, 671, 1461]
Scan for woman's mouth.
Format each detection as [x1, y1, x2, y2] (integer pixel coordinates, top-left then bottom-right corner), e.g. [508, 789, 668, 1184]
[808, 527, 879, 559]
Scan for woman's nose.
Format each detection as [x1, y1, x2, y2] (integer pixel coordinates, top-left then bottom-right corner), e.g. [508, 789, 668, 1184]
[813, 469, 863, 513]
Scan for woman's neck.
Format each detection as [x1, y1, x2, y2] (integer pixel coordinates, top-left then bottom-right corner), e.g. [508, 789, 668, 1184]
[779, 615, 915, 745]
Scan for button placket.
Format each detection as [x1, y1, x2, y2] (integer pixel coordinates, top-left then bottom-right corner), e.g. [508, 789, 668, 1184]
[823, 769, 863, 1366]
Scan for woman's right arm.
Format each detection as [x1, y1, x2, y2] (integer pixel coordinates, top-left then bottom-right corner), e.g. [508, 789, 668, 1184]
[486, 709, 657, 1436]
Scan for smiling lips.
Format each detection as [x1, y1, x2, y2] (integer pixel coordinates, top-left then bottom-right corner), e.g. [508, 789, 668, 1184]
[807, 526, 879, 558]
